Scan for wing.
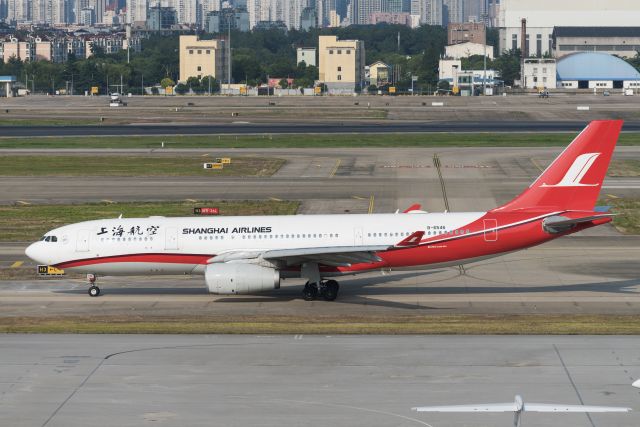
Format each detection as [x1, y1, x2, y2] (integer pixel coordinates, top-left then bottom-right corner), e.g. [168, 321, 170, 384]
[262, 245, 391, 267]
[210, 245, 391, 267]
[523, 403, 631, 413]
[413, 403, 517, 413]
[209, 232, 426, 267]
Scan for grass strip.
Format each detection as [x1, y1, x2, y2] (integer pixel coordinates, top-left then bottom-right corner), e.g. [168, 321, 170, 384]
[0, 133, 639, 149]
[601, 197, 640, 234]
[0, 156, 284, 177]
[607, 160, 640, 177]
[0, 200, 300, 242]
[1, 315, 639, 335]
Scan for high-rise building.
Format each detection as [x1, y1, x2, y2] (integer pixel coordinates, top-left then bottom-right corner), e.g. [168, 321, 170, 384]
[349, 0, 403, 24]
[7, 0, 30, 22]
[147, 5, 176, 29]
[410, 0, 442, 27]
[205, 7, 249, 32]
[79, 6, 96, 24]
[91, 0, 106, 22]
[127, 0, 147, 23]
[32, 0, 47, 23]
[443, 0, 463, 24]
[177, 0, 197, 23]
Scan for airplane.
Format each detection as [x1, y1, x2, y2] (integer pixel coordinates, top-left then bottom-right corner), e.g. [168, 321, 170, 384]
[413, 394, 631, 427]
[25, 120, 622, 301]
[633, 380, 640, 389]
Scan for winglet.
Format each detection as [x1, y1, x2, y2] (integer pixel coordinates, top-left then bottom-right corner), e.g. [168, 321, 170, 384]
[395, 231, 424, 247]
[403, 204, 422, 213]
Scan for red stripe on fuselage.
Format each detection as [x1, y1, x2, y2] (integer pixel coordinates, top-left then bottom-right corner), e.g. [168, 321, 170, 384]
[55, 253, 213, 269]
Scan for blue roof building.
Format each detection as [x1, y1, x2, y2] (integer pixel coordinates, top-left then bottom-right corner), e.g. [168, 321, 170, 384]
[556, 52, 640, 90]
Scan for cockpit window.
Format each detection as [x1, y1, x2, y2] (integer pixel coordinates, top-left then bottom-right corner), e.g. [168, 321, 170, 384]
[41, 236, 57, 242]
[51, 236, 57, 242]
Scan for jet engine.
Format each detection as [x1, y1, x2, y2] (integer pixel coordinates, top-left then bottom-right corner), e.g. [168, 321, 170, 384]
[204, 263, 280, 294]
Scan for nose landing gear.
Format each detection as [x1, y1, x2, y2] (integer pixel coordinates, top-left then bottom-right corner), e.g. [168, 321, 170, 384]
[87, 274, 100, 297]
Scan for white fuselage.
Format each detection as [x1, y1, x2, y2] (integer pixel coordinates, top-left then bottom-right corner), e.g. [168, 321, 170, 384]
[26, 212, 485, 276]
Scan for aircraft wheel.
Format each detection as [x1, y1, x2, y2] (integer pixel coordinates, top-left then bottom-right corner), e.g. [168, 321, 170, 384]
[302, 282, 318, 301]
[88, 285, 101, 297]
[322, 280, 339, 301]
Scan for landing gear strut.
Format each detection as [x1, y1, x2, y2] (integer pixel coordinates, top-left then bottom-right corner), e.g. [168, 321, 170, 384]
[87, 274, 100, 297]
[302, 280, 340, 301]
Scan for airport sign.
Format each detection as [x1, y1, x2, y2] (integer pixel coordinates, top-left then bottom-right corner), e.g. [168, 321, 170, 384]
[194, 207, 220, 215]
[37, 265, 65, 276]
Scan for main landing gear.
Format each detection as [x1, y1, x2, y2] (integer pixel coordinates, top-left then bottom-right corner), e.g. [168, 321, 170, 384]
[87, 273, 100, 297]
[302, 280, 340, 301]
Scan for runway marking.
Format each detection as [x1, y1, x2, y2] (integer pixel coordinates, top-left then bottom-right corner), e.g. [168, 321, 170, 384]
[531, 158, 545, 173]
[368, 195, 375, 214]
[201, 153, 210, 157]
[352, 195, 367, 200]
[553, 344, 596, 427]
[269, 197, 283, 202]
[607, 194, 620, 199]
[185, 199, 198, 203]
[10, 261, 23, 268]
[272, 398, 433, 427]
[329, 159, 341, 177]
[16, 200, 30, 205]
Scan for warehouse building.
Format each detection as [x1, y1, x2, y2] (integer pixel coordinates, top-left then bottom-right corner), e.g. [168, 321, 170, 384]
[552, 27, 640, 59]
[556, 52, 640, 90]
[498, 0, 639, 56]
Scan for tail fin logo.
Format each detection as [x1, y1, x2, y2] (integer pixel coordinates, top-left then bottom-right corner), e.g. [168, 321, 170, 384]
[540, 152, 601, 188]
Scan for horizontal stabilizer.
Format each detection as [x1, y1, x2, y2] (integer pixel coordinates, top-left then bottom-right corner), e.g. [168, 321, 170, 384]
[543, 214, 614, 233]
[413, 403, 516, 412]
[403, 204, 422, 213]
[524, 403, 631, 413]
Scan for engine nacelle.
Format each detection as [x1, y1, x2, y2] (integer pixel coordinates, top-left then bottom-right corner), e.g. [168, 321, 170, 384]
[205, 263, 280, 295]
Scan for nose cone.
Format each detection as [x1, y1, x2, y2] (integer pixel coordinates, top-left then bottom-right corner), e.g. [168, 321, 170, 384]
[25, 242, 42, 263]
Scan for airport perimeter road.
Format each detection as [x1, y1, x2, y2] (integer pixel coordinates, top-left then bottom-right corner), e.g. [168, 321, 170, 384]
[1, 335, 638, 427]
[3, 120, 640, 137]
[2, 236, 639, 316]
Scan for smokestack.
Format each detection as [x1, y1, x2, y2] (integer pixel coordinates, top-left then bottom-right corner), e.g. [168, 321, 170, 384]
[521, 18, 527, 58]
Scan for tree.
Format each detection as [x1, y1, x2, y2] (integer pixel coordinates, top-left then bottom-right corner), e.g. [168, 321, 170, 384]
[493, 49, 521, 86]
[175, 83, 188, 95]
[367, 84, 378, 93]
[201, 75, 219, 93]
[278, 78, 289, 89]
[186, 76, 202, 94]
[160, 77, 175, 89]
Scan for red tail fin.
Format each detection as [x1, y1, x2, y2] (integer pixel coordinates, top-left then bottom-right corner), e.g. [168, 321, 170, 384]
[494, 120, 622, 212]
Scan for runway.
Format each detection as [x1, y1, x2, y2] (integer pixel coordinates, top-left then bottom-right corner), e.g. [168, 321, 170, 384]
[3, 120, 640, 137]
[1, 334, 638, 427]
